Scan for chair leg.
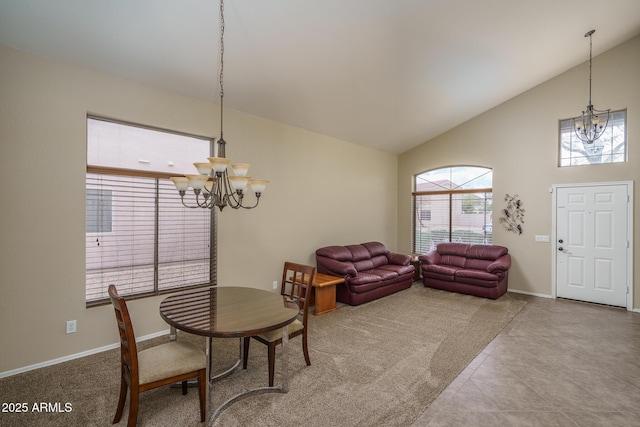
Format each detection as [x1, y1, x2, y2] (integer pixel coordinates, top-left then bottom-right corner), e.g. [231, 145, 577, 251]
[113, 375, 127, 424]
[181, 380, 188, 395]
[197, 369, 207, 422]
[126, 387, 139, 427]
[267, 342, 276, 387]
[302, 333, 311, 366]
[242, 337, 250, 369]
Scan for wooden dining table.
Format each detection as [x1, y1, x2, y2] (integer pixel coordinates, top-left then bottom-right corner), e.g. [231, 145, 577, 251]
[159, 286, 299, 423]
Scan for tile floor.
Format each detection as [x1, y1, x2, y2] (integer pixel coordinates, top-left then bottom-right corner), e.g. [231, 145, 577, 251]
[412, 294, 640, 427]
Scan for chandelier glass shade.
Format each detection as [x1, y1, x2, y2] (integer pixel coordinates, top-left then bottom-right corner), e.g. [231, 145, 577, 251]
[572, 29, 610, 146]
[171, 0, 268, 211]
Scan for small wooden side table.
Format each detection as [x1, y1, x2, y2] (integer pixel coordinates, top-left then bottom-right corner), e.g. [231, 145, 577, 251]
[411, 255, 422, 280]
[311, 273, 344, 316]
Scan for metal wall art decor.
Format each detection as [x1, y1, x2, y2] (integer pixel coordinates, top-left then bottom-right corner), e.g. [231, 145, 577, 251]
[499, 194, 524, 235]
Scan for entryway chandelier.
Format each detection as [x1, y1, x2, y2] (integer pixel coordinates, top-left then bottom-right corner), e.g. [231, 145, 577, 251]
[572, 29, 610, 145]
[171, 0, 268, 210]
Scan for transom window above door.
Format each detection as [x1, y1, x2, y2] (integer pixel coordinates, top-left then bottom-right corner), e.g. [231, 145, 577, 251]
[559, 109, 627, 167]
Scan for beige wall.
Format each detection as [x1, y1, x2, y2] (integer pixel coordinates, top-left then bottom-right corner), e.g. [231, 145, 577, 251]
[0, 44, 398, 374]
[398, 35, 640, 307]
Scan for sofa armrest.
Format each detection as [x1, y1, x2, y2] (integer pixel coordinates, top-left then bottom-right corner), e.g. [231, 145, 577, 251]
[387, 252, 411, 266]
[487, 253, 511, 273]
[418, 251, 441, 265]
[316, 257, 357, 277]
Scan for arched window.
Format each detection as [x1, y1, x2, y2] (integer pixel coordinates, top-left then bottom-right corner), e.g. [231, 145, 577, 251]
[412, 166, 492, 253]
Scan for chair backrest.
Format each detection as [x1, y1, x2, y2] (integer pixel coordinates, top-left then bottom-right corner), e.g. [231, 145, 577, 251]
[281, 262, 315, 325]
[108, 284, 139, 387]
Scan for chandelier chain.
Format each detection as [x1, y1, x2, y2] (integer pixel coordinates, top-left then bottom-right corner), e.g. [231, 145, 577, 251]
[219, 0, 225, 138]
[169, 0, 268, 211]
[572, 29, 610, 146]
[219, 0, 225, 101]
[587, 31, 594, 105]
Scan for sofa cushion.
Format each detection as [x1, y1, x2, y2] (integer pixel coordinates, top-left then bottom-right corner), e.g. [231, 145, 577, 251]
[465, 258, 494, 271]
[465, 245, 509, 271]
[388, 253, 410, 266]
[346, 244, 370, 261]
[437, 242, 470, 267]
[438, 242, 470, 256]
[361, 241, 389, 257]
[378, 264, 414, 276]
[349, 272, 383, 287]
[455, 269, 501, 288]
[467, 244, 508, 260]
[370, 254, 388, 268]
[353, 259, 375, 272]
[316, 245, 353, 262]
[422, 264, 460, 282]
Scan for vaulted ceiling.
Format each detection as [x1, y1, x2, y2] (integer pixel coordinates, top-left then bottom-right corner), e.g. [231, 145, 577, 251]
[1, 0, 639, 153]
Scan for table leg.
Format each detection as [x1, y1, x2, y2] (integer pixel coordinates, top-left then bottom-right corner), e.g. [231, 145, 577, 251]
[210, 325, 290, 423]
[209, 338, 243, 382]
[281, 324, 289, 392]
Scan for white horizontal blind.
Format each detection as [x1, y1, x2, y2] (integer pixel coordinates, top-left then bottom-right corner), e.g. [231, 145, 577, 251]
[157, 179, 211, 291]
[413, 191, 492, 253]
[86, 173, 212, 303]
[413, 193, 450, 253]
[451, 192, 492, 246]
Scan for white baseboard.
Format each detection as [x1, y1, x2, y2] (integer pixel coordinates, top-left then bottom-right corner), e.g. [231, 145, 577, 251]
[507, 289, 554, 299]
[0, 329, 170, 379]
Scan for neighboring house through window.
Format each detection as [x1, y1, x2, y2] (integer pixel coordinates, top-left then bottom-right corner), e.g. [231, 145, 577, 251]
[85, 116, 215, 304]
[413, 166, 493, 254]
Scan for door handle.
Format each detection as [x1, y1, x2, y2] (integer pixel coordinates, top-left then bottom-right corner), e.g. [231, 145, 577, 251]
[558, 247, 564, 251]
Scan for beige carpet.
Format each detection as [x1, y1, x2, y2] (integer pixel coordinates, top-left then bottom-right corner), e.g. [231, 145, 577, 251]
[0, 283, 528, 427]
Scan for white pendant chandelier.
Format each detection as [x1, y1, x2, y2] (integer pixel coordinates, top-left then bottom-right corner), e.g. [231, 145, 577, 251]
[171, 0, 268, 211]
[572, 29, 610, 145]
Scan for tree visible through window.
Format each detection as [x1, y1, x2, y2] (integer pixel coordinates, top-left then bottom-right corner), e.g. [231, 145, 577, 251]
[412, 166, 492, 254]
[559, 109, 627, 167]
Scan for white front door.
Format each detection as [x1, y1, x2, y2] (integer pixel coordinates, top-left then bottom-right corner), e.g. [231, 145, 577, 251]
[555, 183, 631, 308]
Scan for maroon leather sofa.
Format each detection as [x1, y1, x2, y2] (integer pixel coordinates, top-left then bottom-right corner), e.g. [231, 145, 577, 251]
[418, 243, 511, 299]
[315, 242, 414, 306]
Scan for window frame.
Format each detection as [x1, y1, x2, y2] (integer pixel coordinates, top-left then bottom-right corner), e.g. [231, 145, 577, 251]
[85, 117, 216, 306]
[412, 166, 493, 254]
[558, 109, 627, 167]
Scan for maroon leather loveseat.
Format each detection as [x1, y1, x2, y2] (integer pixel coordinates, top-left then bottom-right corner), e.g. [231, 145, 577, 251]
[418, 243, 511, 299]
[315, 242, 414, 306]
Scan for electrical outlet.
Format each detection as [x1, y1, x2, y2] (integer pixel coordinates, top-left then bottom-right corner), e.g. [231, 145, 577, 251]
[272, 280, 278, 290]
[66, 320, 77, 334]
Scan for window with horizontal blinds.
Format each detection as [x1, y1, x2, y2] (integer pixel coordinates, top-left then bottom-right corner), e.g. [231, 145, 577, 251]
[413, 166, 492, 254]
[86, 117, 214, 304]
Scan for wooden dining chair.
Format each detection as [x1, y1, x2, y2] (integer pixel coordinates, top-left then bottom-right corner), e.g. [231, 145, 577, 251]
[108, 285, 207, 426]
[242, 262, 316, 387]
